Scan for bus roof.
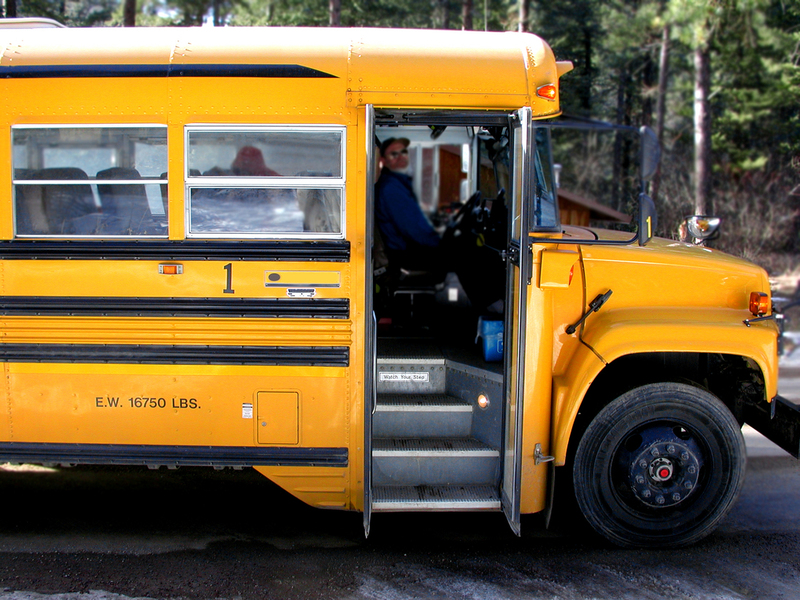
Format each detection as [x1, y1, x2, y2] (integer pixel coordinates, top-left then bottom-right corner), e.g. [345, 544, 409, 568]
[0, 26, 570, 114]
[0, 17, 65, 28]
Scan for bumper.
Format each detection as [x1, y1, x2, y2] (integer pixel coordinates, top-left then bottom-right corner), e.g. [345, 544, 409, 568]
[743, 395, 800, 459]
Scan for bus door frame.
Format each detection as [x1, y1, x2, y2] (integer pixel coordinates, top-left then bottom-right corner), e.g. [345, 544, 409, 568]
[362, 106, 532, 536]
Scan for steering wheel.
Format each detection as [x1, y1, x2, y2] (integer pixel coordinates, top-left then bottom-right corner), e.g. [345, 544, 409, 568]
[451, 191, 482, 223]
[444, 191, 483, 241]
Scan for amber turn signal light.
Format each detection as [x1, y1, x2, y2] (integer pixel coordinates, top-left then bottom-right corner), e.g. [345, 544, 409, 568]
[536, 84, 557, 100]
[749, 292, 769, 316]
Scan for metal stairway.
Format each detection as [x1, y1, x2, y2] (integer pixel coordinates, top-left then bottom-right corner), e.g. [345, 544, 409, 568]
[372, 339, 503, 511]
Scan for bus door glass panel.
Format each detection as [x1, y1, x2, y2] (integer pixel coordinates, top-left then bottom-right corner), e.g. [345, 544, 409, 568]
[502, 108, 532, 535]
[11, 125, 168, 237]
[185, 127, 345, 238]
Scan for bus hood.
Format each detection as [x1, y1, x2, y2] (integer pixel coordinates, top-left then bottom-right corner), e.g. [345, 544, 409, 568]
[561, 226, 772, 313]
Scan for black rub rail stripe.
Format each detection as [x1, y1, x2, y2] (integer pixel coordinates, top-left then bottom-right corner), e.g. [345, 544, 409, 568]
[0, 344, 349, 367]
[0, 443, 348, 468]
[0, 240, 350, 262]
[0, 297, 350, 319]
[0, 64, 337, 79]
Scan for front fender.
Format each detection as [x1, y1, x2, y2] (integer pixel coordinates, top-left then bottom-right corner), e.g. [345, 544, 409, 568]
[551, 306, 779, 465]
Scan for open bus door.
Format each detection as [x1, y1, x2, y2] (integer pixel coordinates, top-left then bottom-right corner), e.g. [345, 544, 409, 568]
[364, 105, 376, 537]
[501, 107, 532, 535]
[363, 106, 537, 537]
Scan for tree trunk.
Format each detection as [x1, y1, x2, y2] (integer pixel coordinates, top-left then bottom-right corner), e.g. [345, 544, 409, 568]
[4, 0, 17, 18]
[612, 65, 630, 212]
[651, 24, 670, 202]
[329, 0, 341, 26]
[580, 25, 593, 113]
[693, 43, 712, 216]
[213, 0, 221, 26]
[518, 0, 529, 32]
[124, 0, 136, 26]
[461, 0, 472, 30]
[434, 0, 449, 29]
[123, 0, 136, 25]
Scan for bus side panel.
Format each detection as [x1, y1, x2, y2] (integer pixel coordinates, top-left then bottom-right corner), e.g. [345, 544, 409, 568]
[3, 364, 348, 448]
[255, 465, 350, 509]
[2, 58, 361, 510]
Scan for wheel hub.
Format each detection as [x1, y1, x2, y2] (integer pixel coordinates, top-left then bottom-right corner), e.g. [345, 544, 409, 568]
[628, 437, 702, 508]
[649, 457, 674, 482]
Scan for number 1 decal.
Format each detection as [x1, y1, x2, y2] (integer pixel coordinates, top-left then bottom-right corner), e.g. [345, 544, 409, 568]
[223, 263, 235, 294]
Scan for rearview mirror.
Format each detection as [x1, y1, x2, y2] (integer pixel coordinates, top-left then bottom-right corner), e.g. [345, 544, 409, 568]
[639, 126, 660, 183]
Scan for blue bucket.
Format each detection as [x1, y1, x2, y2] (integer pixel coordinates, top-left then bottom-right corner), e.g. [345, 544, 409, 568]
[476, 317, 503, 362]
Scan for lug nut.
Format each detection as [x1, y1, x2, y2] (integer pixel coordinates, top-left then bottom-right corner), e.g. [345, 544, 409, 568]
[655, 495, 665, 505]
[687, 466, 697, 475]
[667, 445, 676, 454]
[672, 493, 681, 502]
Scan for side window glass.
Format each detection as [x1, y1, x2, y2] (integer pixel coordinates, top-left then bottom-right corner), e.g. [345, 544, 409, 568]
[533, 127, 559, 231]
[12, 126, 168, 237]
[185, 127, 345, 238]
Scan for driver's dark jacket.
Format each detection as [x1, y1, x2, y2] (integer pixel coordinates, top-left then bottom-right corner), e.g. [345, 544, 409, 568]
[375, 169, 440, 252]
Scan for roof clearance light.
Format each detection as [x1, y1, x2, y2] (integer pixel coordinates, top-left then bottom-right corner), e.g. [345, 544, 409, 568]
[749, 292, 769, 317]
[536, 84, 557, 101]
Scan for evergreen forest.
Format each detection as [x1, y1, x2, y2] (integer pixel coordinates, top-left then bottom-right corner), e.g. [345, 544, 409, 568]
[3, 0, 800, 284]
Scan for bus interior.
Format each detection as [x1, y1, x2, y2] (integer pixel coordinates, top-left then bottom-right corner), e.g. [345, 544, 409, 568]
[373, 120, 514, 366]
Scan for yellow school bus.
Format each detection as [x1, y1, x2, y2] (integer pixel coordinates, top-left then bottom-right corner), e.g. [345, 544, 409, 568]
[0, 20, 793, 548]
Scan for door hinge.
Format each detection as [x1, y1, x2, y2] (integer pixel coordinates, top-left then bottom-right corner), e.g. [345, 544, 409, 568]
[506, 245, 520, 264]
[534, 443, 554, 465]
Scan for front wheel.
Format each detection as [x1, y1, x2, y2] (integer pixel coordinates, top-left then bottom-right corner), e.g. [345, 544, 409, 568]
[573, 382, 746, 548]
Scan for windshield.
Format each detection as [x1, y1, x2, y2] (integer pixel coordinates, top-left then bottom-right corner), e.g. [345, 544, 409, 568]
[545, 122, 643, 232]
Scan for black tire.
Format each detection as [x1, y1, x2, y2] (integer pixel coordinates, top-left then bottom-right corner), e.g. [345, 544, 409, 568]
[573, 382, 746, 548]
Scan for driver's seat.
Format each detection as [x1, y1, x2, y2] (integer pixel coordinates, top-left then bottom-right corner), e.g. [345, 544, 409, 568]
[373, 227, 442, 326]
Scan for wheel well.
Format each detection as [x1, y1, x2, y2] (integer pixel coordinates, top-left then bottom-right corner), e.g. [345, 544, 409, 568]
[566, 352, 765, 462]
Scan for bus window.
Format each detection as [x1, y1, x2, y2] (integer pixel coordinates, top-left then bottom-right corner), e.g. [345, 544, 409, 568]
[185, 126, 345, 238]
[12, 125, 168, 237]
[533, 127, 559, 231]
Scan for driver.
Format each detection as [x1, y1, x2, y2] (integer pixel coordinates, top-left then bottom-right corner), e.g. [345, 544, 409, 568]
[375, 137, 446, 277]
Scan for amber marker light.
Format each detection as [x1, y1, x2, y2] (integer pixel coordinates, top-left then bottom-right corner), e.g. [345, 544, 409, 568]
[749, 292, 769, 316]
[158, 264, 184, 275]
[477, 394, 490, 409]
[536, 84, 557, 100]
